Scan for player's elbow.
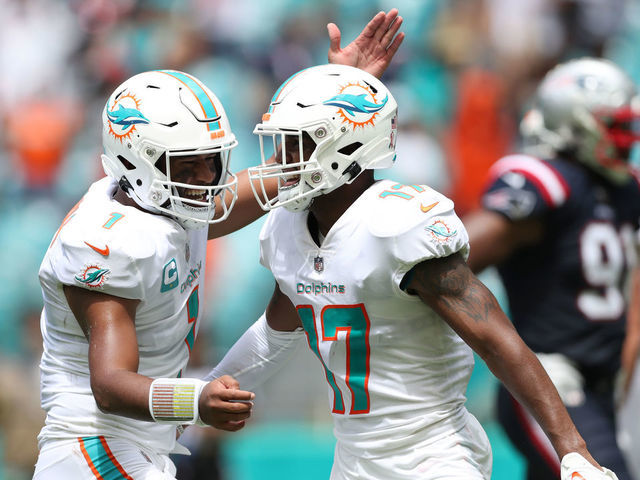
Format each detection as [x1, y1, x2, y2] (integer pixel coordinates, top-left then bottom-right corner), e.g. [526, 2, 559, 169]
[90, 379, 119, 414]
[470, 335, 504, 365]
[92, 389, 115, 413]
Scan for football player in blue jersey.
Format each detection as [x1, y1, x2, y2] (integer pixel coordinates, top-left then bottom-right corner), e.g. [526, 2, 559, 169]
[464, 57, 640, 480]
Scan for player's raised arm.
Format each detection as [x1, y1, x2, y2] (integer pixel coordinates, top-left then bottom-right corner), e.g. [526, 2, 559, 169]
[327, 8, 404, 79]
[208, 169, 276, 239]
[403, 253, 617, 478]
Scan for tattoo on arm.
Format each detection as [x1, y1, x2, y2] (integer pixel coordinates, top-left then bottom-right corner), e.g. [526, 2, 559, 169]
[410, 253, 502, 324]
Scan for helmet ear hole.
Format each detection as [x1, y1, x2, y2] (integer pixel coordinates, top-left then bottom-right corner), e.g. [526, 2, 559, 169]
[117, 155, 136, 171]
[337, 142, 363, 156]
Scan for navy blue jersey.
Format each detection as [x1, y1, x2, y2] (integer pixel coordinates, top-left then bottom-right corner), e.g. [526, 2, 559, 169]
[481, 154, 640, 374]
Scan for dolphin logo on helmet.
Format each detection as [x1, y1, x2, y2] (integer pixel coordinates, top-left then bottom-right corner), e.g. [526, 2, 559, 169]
[107, 103, 150, 128]
[323, 81, 388, 130]
[323, 93, 388, 116]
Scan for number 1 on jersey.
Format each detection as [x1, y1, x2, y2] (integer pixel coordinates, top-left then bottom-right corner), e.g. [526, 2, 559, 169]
[297, 304, 371, 414]
[103, 212, 125, 229]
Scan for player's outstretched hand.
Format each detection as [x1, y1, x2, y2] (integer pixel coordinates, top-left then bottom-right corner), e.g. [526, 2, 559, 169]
[327, 8, 404, 79]
[198, 375, 254, 432]
[561, 452, 619, 480]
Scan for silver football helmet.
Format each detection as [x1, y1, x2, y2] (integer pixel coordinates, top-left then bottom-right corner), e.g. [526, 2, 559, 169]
[249, 64, 398, 212]
[520, 57, 640, 183]
[101, 70, 238, 229]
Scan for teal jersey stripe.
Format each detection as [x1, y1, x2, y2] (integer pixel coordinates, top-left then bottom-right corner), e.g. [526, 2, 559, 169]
[79, 436, 132, 480]
[158, 70, 222, 132]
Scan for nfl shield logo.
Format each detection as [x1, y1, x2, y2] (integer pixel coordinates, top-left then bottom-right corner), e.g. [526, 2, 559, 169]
[313, 256, 324, 273]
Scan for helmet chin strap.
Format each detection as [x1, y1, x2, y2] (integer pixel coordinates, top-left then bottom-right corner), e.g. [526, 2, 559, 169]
[102, 153, 165, 215]
[118, 175, 164, 215]
[320, 161, 363, 196]
[342, 161, 362, 181]
[279, 159, 365, 212]
[121, 182, 200, 229]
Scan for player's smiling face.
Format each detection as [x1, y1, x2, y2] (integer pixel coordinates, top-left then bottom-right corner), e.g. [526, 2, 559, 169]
[169, 153, 222, 201]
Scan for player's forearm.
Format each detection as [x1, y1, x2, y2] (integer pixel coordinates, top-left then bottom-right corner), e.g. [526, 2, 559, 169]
[91, 370, 153, 420]
[424, 281, 593, 464]
[92, 369, 253, 430]
[209, 169, 275, 239]
[482, 334, 588, 459]
[203, 314, 304, 390]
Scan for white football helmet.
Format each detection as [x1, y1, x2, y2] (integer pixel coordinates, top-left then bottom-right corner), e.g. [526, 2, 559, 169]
[249, 64, 398, 211]
[101, 70, 238, 229]
[520, 57, 640, 184]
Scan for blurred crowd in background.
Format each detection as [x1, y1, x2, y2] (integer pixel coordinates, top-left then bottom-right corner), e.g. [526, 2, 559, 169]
[2, 0, 640, 478]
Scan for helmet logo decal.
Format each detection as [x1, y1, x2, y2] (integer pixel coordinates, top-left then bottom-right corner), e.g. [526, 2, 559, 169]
[107, 92, 149, 143]
[323, 82, 388, 130]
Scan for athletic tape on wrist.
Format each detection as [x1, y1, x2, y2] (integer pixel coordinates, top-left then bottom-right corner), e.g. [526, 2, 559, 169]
[149, 378, 207, 425]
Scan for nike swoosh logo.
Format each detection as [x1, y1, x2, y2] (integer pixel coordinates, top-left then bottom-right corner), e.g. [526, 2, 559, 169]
[420, 201, 439, 213]
[572, 473, 586, 480]
[84, 241, 110, 257]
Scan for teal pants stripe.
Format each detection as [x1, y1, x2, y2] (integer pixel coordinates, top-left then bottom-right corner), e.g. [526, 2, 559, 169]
[78, 436, 133, 480]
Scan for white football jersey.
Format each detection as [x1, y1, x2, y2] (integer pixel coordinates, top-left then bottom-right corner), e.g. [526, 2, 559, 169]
[38, 177, 208, 454]
[260, 179, 476, 459]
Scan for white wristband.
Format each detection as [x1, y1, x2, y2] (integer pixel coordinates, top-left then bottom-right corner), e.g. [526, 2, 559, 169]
[149, 378, 207, 425]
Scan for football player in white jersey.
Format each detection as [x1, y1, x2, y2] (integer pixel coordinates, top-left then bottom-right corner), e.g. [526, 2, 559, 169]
[206, 64, 620, 479]
[33, 11, 405, 480]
